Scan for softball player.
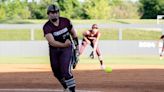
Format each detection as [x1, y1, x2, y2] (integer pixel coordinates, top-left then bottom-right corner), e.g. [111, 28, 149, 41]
[158, 35, 164, 60]
[79, 24, 105, 69]
[43, 4, 79, 92]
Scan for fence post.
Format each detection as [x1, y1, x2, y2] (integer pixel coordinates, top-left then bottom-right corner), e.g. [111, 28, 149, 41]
[119, 28, 122, 40]
[30, 28, 34, 40]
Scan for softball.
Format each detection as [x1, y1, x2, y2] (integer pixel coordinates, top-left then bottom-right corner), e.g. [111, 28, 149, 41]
[104, 66, 112, 73]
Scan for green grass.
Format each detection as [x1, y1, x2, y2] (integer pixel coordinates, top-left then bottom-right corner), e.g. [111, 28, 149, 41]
[0, 19, 164, 24]
[0, 19, 47, 24]
[0, 19, 163, 40]
[80, 55, 164, 65]
[0, 55, 164, 65]
[0, 28, 161, 40]
[0, 56, 49, 64]
[122, 29, 161, 40]
[0, 30, 30, 40]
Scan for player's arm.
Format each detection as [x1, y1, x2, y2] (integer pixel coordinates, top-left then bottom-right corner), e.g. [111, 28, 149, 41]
[69, 27, 80, 69]
[45, 33, 71, 48]
[69, 27, 79, 50]
[83, 31, 90, 44]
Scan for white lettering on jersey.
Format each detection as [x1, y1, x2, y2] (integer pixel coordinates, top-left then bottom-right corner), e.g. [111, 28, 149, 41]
[53, 28, 68, 36]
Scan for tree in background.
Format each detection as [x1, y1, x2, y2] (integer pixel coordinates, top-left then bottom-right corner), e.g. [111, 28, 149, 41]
[28, 0, 52, 19]
[57, 0, 82, 19]
[0, 2, 6, 19]
[82, 0, 111, 19]
[158, 0, 164, 15]
[28, 3, 47, 19]
[3, 0, 164, 20]
[4, 0, 30, 19]
[28, 0, 82, 19]
[139, 0, 164, 19]
[70, 0, 83, 19]
[110, 0, 140, 19]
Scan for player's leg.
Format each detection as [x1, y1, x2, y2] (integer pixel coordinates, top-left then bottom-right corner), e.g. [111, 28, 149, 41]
[79, 39, 88, 55]
[60, 46, 76, 92]
[49, 48, 67, 89]
[92, 40, 105, 69]
[160, 47, 164, 60]
[90, 42, 95, 59]
[95, 47, 105, 69]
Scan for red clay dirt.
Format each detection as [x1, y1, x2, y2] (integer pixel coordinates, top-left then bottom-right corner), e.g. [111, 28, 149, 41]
[0, 64, 164, 92]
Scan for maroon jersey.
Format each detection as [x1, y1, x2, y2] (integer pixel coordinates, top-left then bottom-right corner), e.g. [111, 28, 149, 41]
[43, 17, 72, 43]
[84, 30, 100, 40]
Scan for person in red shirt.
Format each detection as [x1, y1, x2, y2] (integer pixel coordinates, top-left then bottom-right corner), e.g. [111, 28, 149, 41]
[158, 35, 164, 60]
[79, 24, 105, 69]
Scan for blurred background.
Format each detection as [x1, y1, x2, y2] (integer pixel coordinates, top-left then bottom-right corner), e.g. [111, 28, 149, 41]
[0, 0, 164, 61]
[1, 0, 164, 20]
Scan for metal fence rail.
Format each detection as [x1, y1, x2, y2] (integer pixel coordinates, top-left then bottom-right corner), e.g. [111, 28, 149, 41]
[0, 24, 163, 40]
[0, 24, 162, 56]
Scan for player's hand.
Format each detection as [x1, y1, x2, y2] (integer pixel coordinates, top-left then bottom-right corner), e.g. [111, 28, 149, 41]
[64, 39, 71, 47]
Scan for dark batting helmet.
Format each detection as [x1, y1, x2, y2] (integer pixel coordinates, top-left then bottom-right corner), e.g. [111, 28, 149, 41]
[92, 24, 98, 29]
[47, 4, 59, 14]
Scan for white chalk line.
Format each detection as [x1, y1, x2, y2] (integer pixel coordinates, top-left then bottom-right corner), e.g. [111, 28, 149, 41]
[0, 88, 101, 92]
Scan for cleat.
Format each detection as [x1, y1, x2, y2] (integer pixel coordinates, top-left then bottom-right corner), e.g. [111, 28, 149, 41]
[63, 88, 70, 92]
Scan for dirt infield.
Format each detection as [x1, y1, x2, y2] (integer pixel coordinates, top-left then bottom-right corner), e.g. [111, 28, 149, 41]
[0, 64, 164, 92]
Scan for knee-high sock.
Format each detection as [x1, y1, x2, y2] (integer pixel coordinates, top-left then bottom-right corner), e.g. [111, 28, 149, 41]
[53, 71, 67, 89]
[65, 77, 76, 92]
[98, 55, 103, 65]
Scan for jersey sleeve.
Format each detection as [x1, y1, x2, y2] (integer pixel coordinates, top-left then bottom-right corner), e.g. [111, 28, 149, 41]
[67, 19, 73, 31]
[43, 24, 52, 36]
